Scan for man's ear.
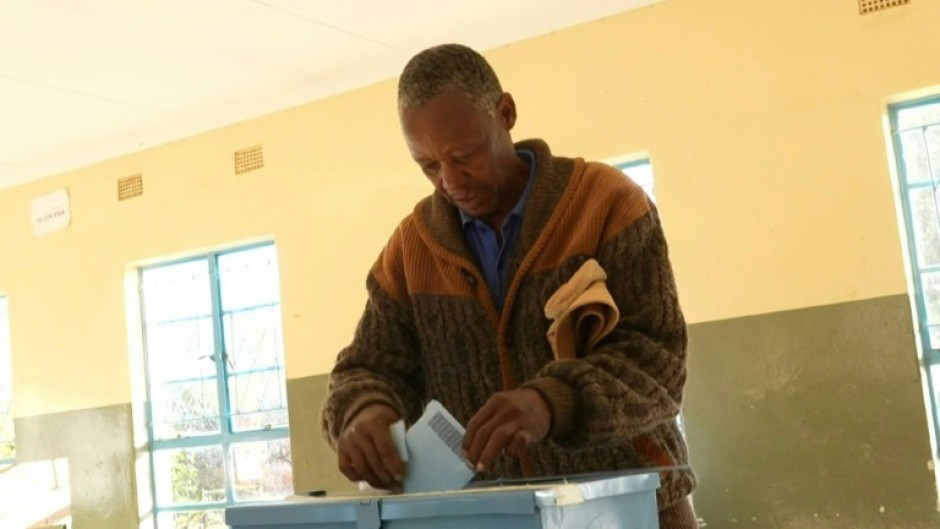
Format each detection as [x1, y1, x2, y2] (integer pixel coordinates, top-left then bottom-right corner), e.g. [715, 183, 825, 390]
[497, 92, 517, 131]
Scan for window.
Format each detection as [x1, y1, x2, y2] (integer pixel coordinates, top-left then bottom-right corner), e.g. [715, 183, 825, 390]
[0, 296, 13, 464]
[888, 95, 940, 466]
[615, 159, 656, 202]
[140, 244, 292, 528]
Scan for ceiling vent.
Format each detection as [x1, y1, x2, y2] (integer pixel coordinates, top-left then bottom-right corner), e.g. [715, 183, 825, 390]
[234, 145, 264, 174]
[117, 173, 143, 201]
[859, 0, 910, 14]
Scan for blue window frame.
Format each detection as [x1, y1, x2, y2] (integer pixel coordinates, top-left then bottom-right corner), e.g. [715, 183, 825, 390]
[888, 95, 940, 464]
[0, 296, 13, 465]
[614, 159, 656, 202]
[140, 243, 292, 528]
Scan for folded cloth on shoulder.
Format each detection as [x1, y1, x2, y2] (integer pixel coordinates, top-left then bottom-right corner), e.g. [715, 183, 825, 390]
[544, 258, 619, 360]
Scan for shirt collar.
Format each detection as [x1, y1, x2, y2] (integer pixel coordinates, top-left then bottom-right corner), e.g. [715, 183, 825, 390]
[459, 149, 536, 228]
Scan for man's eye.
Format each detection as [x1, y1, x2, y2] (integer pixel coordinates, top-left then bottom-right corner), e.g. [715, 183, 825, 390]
[422, 164, 439, 175]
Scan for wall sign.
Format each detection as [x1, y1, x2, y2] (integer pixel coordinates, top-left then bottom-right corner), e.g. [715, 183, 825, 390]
[30, 189, 71, 236]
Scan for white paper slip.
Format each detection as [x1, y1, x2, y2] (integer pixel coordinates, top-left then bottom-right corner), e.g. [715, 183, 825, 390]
[389, 419, 409, 462]
[401, 400, 476, 493]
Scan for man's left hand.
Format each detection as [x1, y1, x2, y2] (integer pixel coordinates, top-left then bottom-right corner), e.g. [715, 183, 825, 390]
[463, 388, 551, 473]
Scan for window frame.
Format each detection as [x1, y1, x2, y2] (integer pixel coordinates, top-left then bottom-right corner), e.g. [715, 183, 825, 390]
[139, 242, 291, 523]
[888, 94, 940, 468]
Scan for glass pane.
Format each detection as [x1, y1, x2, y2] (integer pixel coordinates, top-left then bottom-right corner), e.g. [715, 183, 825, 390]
[223, 306, 281, 369]
[908, 187, 940, 268]
[227, 370, 286, 417]
[153, 446, 226, 507]
[928, 325, 940, 351]
[156, 509, 225, 529]
[223, 307, 287, 431]
[231, 439, 293, 501]
[896, 101, 940, 130]
[927, 125, 940, 183]
[145, 318, 220, 439]
[151, 380, 220, 439]
[141, 260, 212, 323]
[228, 369, 288, 432]
[146, 318, 216, 380]
[920, 272, 940, 325]
[218, 246, 281, 311]
[232, 409, 289, 433]
[0, 297, 13, 459]
[218, 248, 288, 433]
[899, 129, 931, 184]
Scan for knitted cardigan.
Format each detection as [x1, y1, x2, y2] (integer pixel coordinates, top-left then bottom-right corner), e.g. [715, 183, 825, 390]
[321, 138, 696, 509]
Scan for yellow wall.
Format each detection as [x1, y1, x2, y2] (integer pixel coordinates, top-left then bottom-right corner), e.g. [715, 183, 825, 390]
[1, 0, 938, 416]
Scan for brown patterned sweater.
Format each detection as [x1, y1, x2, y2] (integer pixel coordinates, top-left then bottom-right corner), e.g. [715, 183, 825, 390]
[321, 138, 696, 509]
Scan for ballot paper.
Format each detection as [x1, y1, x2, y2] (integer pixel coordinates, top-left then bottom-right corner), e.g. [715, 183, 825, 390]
[393, 399, 476, 493]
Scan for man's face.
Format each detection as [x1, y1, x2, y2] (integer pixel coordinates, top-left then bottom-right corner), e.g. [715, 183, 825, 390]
[400, 88, 518, 222]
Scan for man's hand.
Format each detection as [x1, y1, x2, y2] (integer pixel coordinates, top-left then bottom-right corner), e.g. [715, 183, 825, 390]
[463, 389, 551, 472]
[336, 404, 404, 493]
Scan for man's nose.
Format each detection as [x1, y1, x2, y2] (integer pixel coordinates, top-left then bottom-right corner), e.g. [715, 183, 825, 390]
[440, 163, 464, 192]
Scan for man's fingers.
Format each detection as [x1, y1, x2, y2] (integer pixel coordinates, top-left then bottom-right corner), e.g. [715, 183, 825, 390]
[357, 464, 383, 490]
[366, 431, 404, 490]
[463, 389, 553, 472]
[465, 413, 498, 468]
[372, 430, 405, 484]
[338, 450, 361, 483]
[505, 430, 532, 457]
[340, 440, 375, 485]
[476, 424, 515, 472]
[344, 436, 383, 489]
[336, 404, 406, 491]
[463, 402, 496, 454]
[353, 431, 394, 488]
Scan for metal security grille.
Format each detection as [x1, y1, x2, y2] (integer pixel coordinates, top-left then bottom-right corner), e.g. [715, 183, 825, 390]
[118, 174, 144, 201]
[234, 145, 264, 174]
[859, 0, 910, 15]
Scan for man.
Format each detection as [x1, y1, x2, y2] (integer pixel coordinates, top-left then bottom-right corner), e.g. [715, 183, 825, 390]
[320, 43, 698, 527]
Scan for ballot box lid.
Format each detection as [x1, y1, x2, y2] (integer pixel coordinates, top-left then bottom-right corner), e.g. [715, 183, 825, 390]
[225, 471, 660, 529]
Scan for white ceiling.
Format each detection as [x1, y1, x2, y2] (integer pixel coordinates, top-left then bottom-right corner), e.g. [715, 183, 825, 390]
[0, 0, 663, 189]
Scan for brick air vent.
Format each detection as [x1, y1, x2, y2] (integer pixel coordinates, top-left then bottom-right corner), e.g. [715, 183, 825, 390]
[235, 145, 264, 174]
[117, 174, 143, 201]
[859, 0, 910, 14]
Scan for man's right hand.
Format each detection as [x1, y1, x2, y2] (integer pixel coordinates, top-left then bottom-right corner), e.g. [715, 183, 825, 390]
[336, 404, 404, 493]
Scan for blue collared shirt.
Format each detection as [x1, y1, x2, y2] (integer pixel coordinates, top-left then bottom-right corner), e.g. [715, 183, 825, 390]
[459, 150, 536, 309]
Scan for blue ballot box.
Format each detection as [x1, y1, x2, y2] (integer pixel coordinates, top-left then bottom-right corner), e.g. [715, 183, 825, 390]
[225, 471, 660, 529]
